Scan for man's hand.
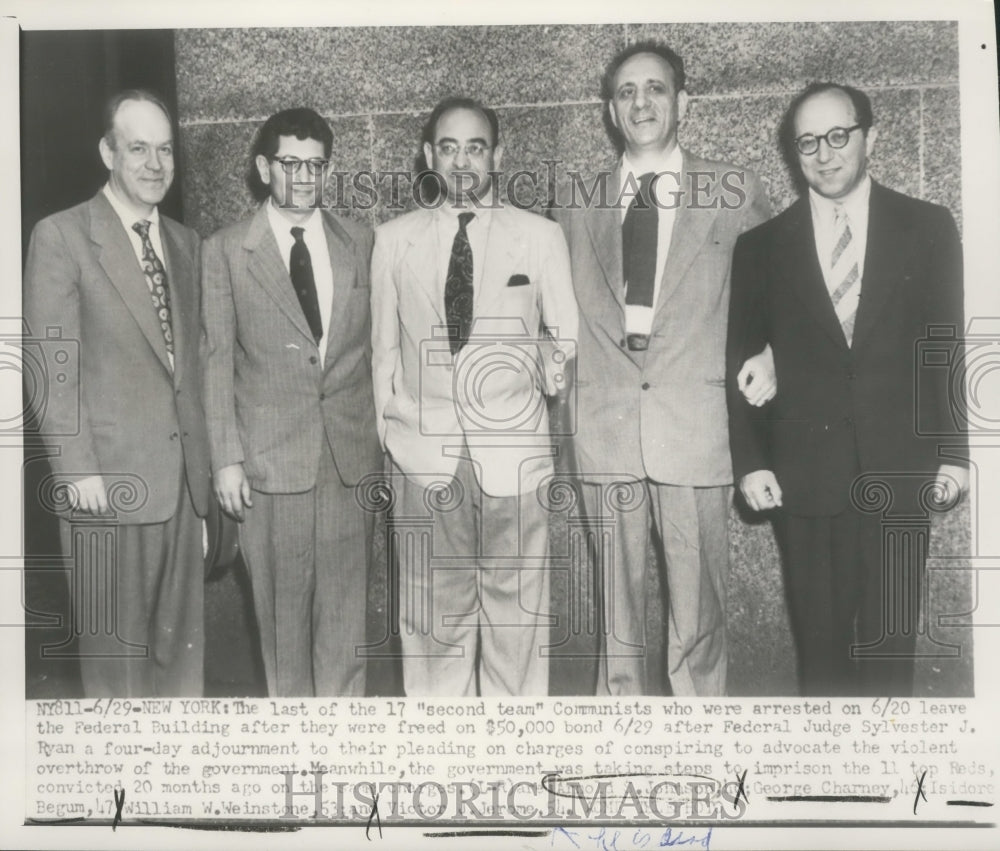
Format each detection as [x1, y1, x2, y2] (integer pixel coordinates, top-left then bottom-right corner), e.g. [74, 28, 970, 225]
[214, 463, 253, 522]
[932, 464, 970, 509]
[737, 343, 776, 407]
[739, 469, 783, 512]
[68, 475, 108, 514]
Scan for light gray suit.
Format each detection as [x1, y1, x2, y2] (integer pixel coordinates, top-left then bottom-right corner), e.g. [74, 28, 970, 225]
[24, 190, 211, 696]
[553, 151, 771, 695]
[201, 204, 381, 697]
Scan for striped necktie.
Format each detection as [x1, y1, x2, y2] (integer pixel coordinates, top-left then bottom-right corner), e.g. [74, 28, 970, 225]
[828, 204, 861, 345]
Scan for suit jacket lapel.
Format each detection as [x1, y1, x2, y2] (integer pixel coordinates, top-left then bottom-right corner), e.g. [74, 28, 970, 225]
[583, 165, 625, 311]
[160, 218, 192, 384]
[320, 210, 359, 366]
[653, 152, 717, 317]
[777, 197, 849, 349]
[475, 209, 521, 316]
[244, 204, 316, 344]
[89, 193, 173, 374]
[851, 182, 906, 352]
[402, 209, 445, 323]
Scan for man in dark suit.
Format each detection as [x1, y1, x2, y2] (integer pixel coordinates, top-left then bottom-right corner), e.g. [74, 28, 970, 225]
[201, 108, 381, 697]
[552, 42, 773, 696]
[23, 89, 211, 696]
[727, 82, 968, 696]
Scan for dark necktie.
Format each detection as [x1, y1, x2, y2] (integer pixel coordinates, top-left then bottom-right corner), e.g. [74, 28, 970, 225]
[444, 211, 475, 355]
[622, 172, 658, 308]
[131, 219, 174, 357]
[290, 226, 323, 344]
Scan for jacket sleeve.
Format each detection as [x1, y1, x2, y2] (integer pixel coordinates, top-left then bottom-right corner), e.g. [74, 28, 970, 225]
[920, 205, 967, 465]
[726, 229, 772, 479]
[369, 226, 399, 449]
[199, 232, 244, 473]
[22, 216, 101, 478]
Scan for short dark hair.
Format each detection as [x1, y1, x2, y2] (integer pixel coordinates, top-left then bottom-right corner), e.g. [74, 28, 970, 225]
[421, 96, 501, 148]
[248, 107, 334, 201]
[601, 40, 686, 101]
[102, 89, 173, 148]
[780, 82, 875, 161]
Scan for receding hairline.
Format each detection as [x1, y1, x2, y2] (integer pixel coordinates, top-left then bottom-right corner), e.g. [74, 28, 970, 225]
[792, 87, 861, 132]
[105, 97, 173, 145]
[612, 50, 682, 91]
[430, 104, 496, 144]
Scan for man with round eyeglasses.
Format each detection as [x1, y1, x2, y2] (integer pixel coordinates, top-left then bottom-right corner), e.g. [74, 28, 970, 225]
[727, 83, 968, 696]
[201, 107, 381, 697]
[370, 97, 578, 696]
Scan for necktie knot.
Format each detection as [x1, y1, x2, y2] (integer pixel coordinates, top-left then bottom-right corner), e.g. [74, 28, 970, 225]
[457, 211, 475, 230]
[132, 219, 151, 238]
[290, 226, 306, 243]
[633, 172, 657, 209]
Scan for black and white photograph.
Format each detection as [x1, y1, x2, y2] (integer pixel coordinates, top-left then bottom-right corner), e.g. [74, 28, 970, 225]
[4, 0, 999, 848]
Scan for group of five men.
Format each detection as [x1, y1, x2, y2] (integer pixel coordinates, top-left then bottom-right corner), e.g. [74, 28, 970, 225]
[24, 40, 966, 700]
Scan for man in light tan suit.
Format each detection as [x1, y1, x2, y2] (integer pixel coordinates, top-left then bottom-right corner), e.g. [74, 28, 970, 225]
[371, 97, 578, 696]
[552, 41, 773, 696]
[201, 108, 381, 697]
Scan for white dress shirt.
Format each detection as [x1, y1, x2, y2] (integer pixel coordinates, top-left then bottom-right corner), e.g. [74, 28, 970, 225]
[619, 145, 684, 336]
[434, 204, 494, 305]
[266, 200, 335, 359]
[809, 174, 872, 293]
[103, 183, 172, 367]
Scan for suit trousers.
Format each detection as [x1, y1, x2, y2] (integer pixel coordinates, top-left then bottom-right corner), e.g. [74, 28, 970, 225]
[393, 456, 550, 696]
[582, 480, 730, 696]
[240, 439, 371, 697]
[60, 484, 204, 697]
[775, 506, 920, 697]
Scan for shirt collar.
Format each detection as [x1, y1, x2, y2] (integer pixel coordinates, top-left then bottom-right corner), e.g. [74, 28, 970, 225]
[808, 173, 872, 225]
[621, 145, 684, 186]
[103, 182, 160, 231]
[434, 200, 493, 230]
[266, 198, 322, 239]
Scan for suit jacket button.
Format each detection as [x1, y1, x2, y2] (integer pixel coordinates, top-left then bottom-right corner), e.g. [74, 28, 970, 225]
[320, 393, 326, 401]
[310, 356, 318, 365]
[620, 339, 626, 348]
[169, 432, 178, 440]
[641, 382, 650, 390]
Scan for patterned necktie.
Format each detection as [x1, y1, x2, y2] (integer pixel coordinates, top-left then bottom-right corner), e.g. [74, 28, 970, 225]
[132, 219, 174, 358]
[290, 226, 324, 344]
[444, 211, 475, 355]
[622, 172, 658, 308]
[828, 205, 861, 345]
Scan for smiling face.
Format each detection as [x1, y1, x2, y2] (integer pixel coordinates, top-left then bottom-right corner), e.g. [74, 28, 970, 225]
[794, 88, 877, 200]
[608, 51, 688, 158]
[423, 106, 503, 205]
[98, 99, 174, 216]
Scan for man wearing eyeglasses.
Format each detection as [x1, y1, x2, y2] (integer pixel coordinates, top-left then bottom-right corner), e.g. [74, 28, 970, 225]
[726, 83, 967, 695]
[201, 107, 380, 697]
[370, 97, 578, 695]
